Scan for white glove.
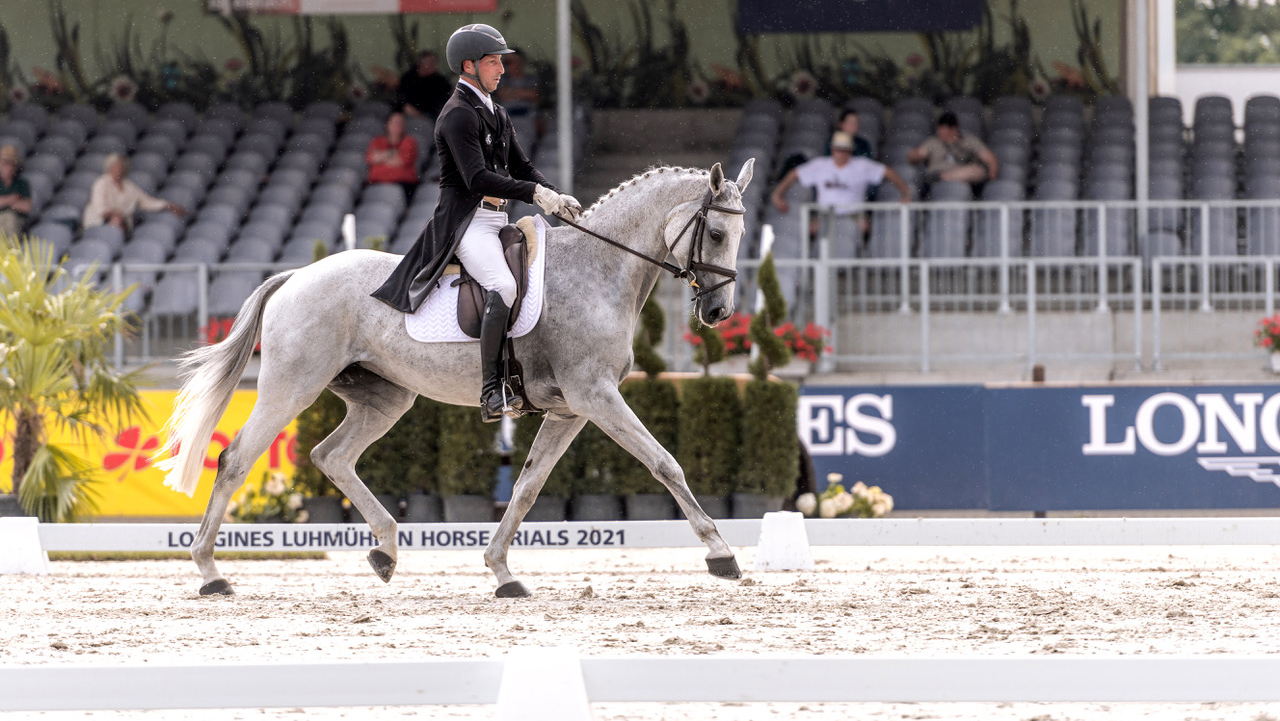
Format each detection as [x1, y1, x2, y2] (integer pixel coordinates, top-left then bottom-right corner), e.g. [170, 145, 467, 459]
[559, 193, 583, 221]
[534, 184, 565, 217]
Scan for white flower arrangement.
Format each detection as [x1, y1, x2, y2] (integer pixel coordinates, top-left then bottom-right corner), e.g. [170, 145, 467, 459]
[231, 471, 308, 523]
[796, 473, 893, 519]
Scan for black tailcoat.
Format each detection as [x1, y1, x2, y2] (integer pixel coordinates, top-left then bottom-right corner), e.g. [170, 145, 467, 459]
[371, 84, 556, 313]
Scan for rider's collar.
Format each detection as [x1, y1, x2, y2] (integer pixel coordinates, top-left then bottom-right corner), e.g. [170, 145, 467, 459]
[458, 78, 495, 113]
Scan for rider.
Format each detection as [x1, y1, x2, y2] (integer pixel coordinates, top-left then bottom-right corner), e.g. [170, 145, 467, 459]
[371, 23, 582, 423]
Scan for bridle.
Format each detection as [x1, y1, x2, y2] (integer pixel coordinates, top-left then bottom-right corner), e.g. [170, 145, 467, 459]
[554, 190, 744, 300]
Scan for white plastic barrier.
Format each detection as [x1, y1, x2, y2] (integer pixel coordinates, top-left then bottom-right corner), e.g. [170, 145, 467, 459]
[29, 517, 1280, 554]
[5, 652, 1280, 711]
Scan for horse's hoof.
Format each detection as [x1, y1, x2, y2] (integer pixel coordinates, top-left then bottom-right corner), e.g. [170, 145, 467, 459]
[368, 549, 396, 583]
[707, 556, 742, 579]
[495, 581, 532, 598]
[199, 579, 234, 596]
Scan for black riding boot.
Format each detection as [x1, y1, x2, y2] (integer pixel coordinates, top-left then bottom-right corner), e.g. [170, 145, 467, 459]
[479, 290, 512, 423]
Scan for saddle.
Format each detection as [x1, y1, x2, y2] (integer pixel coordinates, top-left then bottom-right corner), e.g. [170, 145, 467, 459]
[446, 216, 541, 417]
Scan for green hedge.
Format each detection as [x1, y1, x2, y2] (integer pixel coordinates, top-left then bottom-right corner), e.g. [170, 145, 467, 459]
[357, 396, 441, 496]
[613, 379, 679, 495]
[510, 414, 576, 499]
[676, 376, 742, 496]
[737, 379, 799, 497]
[435, 404, 500, 497]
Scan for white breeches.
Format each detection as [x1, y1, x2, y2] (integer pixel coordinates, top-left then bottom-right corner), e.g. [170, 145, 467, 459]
[456, 207, 517, 306]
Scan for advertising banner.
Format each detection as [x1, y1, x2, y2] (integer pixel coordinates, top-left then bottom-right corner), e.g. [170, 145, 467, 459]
[738, 0, 983, 34]
[205, 0, 496, 15]
[800, 384, 1280, 511]
[1, 391, 298, 518]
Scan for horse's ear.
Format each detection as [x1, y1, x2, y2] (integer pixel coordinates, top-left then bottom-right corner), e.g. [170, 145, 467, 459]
[709, 162, 725, 194]
[736, 157, 755, 192]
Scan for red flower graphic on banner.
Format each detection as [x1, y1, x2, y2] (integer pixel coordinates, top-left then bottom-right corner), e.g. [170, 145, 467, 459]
[104, 427, 161, 476]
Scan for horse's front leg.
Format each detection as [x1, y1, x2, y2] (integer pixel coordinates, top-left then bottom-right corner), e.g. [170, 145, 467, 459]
[485, 414, 587, 597]
[582, 387, 740, 578]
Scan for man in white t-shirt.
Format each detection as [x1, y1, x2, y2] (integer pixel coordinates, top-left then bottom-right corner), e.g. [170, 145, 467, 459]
[771, 132, 911, 213]
[770, 132, 911, 243]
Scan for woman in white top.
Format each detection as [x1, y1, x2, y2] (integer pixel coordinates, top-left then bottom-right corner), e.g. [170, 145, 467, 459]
[83, 153, 186, 229]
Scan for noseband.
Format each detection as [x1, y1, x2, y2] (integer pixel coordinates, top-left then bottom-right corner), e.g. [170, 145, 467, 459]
[555, 190, 744, 300]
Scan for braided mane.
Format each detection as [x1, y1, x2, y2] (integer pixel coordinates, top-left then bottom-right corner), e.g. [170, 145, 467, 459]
[579, 165, 708, 219]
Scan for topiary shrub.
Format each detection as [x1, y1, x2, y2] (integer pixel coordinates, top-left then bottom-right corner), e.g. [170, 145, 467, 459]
[736, 379, 798, 496]
[676, 376, 741, 497]
[748, 251, 791, 380]
[435, 404, 501, 497]
[614, 293, 679, 495]
[357, 395, 441, 497]
[291, 389, 346, 498]
[510, 414, 575, 499]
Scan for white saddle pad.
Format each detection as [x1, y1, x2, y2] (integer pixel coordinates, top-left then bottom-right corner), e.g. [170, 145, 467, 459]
[405, 214, 548, 343]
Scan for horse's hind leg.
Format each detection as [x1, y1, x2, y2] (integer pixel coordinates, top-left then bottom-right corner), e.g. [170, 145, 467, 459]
[194, 400, 316, 595]
[313, 366, 417, 583]
[581, 387, 740, 578]
[484, 414, 587, 597]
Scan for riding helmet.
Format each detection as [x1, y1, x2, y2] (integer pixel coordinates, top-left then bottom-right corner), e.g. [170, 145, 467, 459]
[446, 24, 515, 76]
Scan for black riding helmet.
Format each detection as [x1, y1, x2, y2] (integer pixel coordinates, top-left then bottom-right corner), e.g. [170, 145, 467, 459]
[446, 24, 515, 83]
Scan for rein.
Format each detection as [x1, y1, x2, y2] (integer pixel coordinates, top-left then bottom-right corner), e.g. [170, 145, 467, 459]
[555, 191, 744, 299]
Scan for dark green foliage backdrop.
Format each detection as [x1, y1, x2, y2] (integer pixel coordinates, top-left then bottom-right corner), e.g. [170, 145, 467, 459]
[676, 377, 742, 497]
[435, 404, 500, 497]
[737, 379, 799, 497]
[357, 396, 441, 496]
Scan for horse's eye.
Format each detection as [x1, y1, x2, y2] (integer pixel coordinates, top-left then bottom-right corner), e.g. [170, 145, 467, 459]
[710, 230, 724, 242]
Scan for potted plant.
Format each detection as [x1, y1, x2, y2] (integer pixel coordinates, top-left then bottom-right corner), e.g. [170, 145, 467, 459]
[510, 414, 575, 521]
[677, 313, 740, 519]
[616, 295, 680, 519]
[291, 388, 347, 523]
[796, 474, 894, 519]
[734, 252, 799, 518]
[1255, 314, 1280, 373]
[436, 404, 500, 522]
[229, 471, 307, 523]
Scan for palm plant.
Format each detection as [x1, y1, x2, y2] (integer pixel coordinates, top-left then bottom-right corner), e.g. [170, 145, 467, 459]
[0, 239, 147, 522]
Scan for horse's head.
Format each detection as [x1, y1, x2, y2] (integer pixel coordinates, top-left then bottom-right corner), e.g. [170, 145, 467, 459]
[679, 158, 754, 327]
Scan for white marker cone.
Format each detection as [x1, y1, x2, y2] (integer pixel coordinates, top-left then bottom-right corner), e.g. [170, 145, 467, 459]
[0, 517, 49, 575]
[342, 213, 356, 251]
[496, 646, 593, 721]
[752, 511, 815, 572]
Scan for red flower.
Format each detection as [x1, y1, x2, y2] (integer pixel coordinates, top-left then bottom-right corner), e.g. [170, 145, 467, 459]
[104, 427, 161, 475]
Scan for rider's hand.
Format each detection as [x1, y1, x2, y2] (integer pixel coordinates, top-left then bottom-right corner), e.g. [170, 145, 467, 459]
[534, 184, 565, 217]
[559, 193, 583, 221]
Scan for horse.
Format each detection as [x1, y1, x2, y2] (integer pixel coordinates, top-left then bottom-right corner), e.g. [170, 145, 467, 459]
[157, 159, 756, 598]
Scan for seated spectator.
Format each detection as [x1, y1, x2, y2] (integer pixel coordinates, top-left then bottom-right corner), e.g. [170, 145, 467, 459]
[831, 110, 873, 159]
[398, 50, 453, 121]
[495, 48, 540, 120]
[83, 153, 186, 230]
[365, 112, 420, 196]
[772, 132, 912, 214]
[0, 145, 32, 241]
[907, 111, 999, 185]
[771, 132, 912, 240]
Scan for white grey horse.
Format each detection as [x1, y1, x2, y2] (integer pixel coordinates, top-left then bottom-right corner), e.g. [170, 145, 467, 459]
[157, 159, 755, 598]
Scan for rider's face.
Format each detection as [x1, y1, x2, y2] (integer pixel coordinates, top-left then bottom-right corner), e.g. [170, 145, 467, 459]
[472, 54, 505, 94]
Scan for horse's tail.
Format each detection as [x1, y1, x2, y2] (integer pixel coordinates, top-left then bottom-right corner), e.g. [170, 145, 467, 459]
[155, 270, 296, 497]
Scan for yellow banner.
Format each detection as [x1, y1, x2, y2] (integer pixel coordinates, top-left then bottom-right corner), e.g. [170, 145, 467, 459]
[0, 391, 298, 518]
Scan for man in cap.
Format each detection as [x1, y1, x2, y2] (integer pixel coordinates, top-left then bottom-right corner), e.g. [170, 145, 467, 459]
[0, 145, 32, 241]
[371, 23, 581, 423]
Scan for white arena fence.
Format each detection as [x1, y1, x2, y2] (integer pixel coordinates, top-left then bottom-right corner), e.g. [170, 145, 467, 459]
[21, 516, 1280, 554]
[7, 515, 1280, 713]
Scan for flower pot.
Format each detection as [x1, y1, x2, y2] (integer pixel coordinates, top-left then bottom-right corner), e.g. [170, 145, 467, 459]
[404, 492, 444, 523]
[0, 494, 28, 518]
[349, 494, 401, 524]
[302, 496, 344, 524]
[625, 493, 676, 520]
[520, 495, 567, 522]
[570, 494, 622, 521]
[731, 493, 785, 519]
[692, 494, 731, 520]
[443, 495, 494, 523]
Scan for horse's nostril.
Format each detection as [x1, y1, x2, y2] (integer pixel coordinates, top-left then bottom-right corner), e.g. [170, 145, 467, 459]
[708, 306, 727, 322]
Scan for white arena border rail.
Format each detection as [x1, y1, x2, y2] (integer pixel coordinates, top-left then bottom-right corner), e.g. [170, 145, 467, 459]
[30, 517, 1280, 553]
[5, 652, 1280, 711]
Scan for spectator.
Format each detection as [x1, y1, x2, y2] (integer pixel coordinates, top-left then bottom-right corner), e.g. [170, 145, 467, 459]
[494, 48, 540, 120]
[0, 145, 32, 241]
[365, 112, 420, 196]
[831, 110, 873, 158]
[398, 50, 453, 120]
[771, 132, 911, 214]
[907, 111, 999, 185]
[83, 153, 185, 230]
